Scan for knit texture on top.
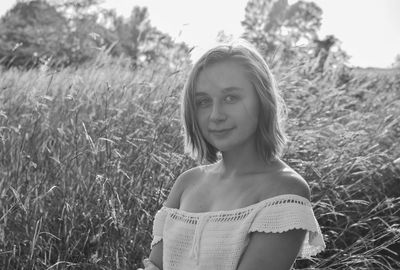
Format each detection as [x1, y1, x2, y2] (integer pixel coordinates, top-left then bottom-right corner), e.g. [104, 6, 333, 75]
[151, 194, 325, 270]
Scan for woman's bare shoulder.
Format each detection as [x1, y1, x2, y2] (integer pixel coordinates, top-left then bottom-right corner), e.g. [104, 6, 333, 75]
[178, 164, 211, 185]
[163, 165, 209, 209]
[257, 162, 311, 201]
[278, 169, 311, 199]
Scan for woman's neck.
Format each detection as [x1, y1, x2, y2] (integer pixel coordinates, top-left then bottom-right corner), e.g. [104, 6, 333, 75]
[216, 146, 273, 179]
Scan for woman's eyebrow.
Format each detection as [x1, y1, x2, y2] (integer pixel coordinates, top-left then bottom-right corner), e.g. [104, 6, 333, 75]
[222, 87, 243, 93]
[195, 87, 242, 96]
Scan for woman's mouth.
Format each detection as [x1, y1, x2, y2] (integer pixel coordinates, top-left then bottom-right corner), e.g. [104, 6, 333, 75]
[209, 128, 234, 136]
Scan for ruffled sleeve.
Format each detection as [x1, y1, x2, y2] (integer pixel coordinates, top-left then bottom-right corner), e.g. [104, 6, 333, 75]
[151, 207, 168, 248]
[248, 195, 325, 258]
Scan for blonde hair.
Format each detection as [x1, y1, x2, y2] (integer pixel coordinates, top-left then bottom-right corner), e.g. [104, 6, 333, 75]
[181, 39, 287, 164]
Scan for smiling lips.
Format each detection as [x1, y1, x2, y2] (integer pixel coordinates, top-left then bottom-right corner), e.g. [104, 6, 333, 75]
[209, 128, 234, 133]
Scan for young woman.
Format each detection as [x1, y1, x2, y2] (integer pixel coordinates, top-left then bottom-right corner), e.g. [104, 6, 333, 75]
[141, 39, 325, 270]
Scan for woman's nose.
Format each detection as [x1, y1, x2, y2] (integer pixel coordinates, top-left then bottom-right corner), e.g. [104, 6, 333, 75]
[210, 103, 226, 122]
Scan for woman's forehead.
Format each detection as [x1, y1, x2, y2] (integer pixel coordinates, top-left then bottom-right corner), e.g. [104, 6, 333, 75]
[195, 86, 244, 97]
[195, 60, 252, 92]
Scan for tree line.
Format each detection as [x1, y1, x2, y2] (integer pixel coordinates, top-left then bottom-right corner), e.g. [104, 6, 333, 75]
[0, 0, 190, 69]
[0, 0, 361, 71]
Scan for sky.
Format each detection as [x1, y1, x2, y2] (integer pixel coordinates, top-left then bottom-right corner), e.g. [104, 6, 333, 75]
[1, 0, 399, 68]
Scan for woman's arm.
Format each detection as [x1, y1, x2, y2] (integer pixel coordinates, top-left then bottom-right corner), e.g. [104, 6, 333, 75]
[148, 241, 163, 269]
[236, 172, 311, 270]
[146, 167, 196, 270]
[236, 229, 306, 270]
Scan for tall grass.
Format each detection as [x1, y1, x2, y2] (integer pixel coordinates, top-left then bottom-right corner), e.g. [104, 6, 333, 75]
[0, 54, 399, 269]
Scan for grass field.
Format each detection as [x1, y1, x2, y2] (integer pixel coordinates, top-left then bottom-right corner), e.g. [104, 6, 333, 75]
[0, 54, 399, 269]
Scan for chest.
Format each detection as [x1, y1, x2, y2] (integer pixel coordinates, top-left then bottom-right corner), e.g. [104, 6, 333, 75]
[179, 174, 264, 213]
[163, 207, 254, 269]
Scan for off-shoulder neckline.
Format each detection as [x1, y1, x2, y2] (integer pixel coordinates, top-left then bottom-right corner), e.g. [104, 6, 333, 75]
[161, 193, 311, 217]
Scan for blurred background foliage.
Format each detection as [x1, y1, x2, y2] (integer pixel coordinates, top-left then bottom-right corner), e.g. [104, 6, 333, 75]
[0, 0, 190, 69]
[0, 0, 352, 71]
[0, 0, 399, 269]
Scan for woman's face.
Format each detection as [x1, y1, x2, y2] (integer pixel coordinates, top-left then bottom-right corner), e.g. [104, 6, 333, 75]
[194, 59, 260, 152]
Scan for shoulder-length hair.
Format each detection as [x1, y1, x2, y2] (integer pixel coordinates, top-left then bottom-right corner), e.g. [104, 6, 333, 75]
[181, 39, 287, 164]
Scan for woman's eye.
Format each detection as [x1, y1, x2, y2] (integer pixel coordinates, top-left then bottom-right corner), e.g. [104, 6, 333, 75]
[225, 95, 238, 103]
[196, 99, 210, 107]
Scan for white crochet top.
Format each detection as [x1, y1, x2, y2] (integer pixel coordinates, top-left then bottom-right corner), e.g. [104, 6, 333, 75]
[151, 194, 325, 270]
